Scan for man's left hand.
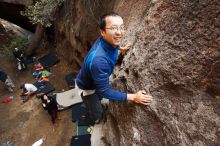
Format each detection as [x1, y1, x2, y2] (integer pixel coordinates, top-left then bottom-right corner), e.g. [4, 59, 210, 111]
[119, 42, 132, 51]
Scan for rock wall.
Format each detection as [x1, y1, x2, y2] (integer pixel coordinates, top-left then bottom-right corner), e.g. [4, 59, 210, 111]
[0, 2, 35, 32]
[0, 0, 32, 6]
[53, 0, 220, 145]
[108, 0, 220, 146]
[54, 0, 117, 68]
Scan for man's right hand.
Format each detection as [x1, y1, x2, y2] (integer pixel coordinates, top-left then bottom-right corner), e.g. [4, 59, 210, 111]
[127, 90, 153, 105]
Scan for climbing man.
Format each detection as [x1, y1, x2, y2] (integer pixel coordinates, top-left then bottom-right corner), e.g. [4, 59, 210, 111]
[0, 69, 15, 92]
[76, 12, 153, 124]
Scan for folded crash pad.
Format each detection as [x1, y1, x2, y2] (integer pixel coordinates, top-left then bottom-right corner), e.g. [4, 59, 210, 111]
[56, 88, 82, 107]
[72, 103, 88, 122]
[38, 53, 59, 68]
[33, 81, 55, 95]
[70, 134, 91, 146]
[76, 122, 91, 136]
[72, 103, 95, 126]
[65, 72, 78, 89]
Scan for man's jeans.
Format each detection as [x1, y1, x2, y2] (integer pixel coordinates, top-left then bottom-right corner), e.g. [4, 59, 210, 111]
[81, 92, 103, 123]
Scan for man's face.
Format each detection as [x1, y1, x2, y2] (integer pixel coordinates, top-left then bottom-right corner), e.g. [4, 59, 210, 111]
[100, 16, 124, 48]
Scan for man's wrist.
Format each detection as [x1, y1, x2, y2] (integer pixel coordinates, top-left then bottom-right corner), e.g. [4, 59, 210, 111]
[127, 94, 136, 101]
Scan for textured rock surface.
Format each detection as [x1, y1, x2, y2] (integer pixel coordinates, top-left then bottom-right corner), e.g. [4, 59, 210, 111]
[206, 61, 220, 97]
[0, 2, 35, 32]
[52, 0, 220, 145]
[54, 0, 117, 68]
[109, 0, 220, 146]
[0, 0, 32, 6]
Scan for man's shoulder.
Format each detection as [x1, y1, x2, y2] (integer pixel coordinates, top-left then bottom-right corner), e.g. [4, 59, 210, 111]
[92, 54, 108, 64]
[91, 55, 109, 71]
[89, 45, 107, 62]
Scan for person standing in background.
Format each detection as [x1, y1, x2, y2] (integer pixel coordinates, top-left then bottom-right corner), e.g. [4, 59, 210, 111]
[13, 47, 27, 71]
[0, 69, 15, 92]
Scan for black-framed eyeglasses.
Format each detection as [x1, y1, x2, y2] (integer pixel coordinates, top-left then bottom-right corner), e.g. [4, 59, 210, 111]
[105, 26, 125, 32]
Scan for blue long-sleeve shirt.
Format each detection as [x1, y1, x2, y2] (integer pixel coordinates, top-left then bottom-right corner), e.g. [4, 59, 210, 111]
[76, 37, 127, 101]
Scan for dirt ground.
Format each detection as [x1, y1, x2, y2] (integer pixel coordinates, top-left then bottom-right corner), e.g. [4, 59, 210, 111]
[0, 53, 77, 146]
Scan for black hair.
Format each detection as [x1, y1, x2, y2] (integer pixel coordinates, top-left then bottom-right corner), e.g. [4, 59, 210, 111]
[98, 12, 121, 30]
[20, 84, 24, 89]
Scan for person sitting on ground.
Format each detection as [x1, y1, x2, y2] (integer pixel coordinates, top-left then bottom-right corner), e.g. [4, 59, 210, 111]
[0, 69, 15, 92]
[20, 83, 37, 102]
[42, 95, 58, 124]
[13, 47, 27, 71]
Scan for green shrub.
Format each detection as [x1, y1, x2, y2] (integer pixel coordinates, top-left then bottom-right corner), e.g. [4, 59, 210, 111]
[0, 36, 28, 57]
[21, 0, 64, 27]
[10, 36, 28, 50]
[0, 45, 12, 57]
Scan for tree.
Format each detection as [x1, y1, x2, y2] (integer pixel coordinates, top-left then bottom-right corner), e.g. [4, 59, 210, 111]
[21, 0, 64, 27]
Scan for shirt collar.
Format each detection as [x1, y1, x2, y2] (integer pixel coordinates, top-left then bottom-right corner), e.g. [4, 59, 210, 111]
[100, 37, 119, 53]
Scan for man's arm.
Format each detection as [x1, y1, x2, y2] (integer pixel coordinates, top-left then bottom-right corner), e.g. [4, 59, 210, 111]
[91, 57, 127, 101]
[24, 91, 30, 95]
